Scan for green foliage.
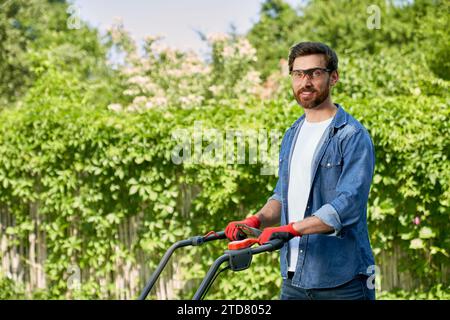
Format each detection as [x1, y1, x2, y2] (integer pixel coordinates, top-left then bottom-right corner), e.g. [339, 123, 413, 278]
[248, 0, 450, 81]
[0, 0, 114, 107]
[340, 94, 449, 288]
[0, 272, 24, 299]
[246, 0, 300, 79]
[0, 68, 291, 298]
[1, 71, 448, 298]
[0, 0, 448, 300]
[378, 284, 450, 300]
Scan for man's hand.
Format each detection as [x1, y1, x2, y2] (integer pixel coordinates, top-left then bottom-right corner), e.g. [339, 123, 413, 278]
[225, 215, 261, 241]
[258, 222, 301, 244]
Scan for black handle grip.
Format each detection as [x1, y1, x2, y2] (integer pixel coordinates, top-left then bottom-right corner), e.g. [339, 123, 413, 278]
[266, 238, 285, 251]
[203, 231, 227, 242]
[251, 238, 285, 254]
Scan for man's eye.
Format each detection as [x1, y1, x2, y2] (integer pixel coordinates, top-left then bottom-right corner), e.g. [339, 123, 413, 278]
[312, 70, 322, 77]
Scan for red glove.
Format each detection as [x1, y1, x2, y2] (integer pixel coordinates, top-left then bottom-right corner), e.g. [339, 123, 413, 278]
[258, 222, 301, 244]
[225, 215, 261, 241]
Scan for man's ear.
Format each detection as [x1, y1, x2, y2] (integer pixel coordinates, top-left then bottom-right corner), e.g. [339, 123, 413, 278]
[330, 70, 339, 86]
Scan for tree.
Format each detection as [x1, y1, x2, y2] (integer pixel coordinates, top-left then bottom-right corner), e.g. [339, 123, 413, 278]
[247, 0, 300, 78]
[0, 0, 112, 107]
[247, 0, 449, 80]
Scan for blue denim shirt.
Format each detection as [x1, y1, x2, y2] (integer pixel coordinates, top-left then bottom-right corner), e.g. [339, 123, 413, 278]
[269, 104, 375, 289]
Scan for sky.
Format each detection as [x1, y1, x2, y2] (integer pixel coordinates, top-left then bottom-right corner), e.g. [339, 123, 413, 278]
[72, 0, 301, 55]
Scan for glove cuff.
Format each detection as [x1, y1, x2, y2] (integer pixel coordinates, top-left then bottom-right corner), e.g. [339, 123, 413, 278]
[244, 215, 261, 229]
[288, 222, 302, 237]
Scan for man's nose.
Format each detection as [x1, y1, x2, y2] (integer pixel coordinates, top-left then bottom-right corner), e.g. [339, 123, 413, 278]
[298, 76, 313, 86]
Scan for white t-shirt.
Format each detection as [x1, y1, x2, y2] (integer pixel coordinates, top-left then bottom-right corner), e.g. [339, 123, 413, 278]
[288, 117, 333, 272]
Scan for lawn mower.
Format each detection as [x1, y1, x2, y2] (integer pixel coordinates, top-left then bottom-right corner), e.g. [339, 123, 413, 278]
[138, 225, 283, 300]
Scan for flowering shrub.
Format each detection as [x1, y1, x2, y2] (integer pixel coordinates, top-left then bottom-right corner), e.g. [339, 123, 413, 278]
[105, 21, 278, 114]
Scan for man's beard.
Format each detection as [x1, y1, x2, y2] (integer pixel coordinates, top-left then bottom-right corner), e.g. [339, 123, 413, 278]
[293, 80, 330, 109]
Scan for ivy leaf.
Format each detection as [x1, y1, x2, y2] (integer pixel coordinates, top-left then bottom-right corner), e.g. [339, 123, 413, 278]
[129, 185, 139, 195]
[115, 169, 125, 180]
[419, 227, 436, 239]
[400, 232, 414, 240]
[409, 238, 424, 250]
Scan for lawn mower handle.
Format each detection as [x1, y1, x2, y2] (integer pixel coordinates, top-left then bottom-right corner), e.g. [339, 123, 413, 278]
[192, 238, 284, 300]
[138, 231, 226, 300]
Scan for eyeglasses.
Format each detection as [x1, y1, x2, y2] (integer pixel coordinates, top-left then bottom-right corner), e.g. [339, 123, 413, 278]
[290, 67, 332, 80]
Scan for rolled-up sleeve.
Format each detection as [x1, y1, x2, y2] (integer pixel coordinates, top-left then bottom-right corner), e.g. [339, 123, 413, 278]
[312, 203, 342, 237]
[313, 128, 375, 237]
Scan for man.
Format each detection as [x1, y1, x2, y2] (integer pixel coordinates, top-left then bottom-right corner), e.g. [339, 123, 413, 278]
[225, 42, 376, 300]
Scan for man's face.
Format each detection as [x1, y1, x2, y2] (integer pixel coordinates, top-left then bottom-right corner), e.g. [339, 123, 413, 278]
[291, 54, 338, 109]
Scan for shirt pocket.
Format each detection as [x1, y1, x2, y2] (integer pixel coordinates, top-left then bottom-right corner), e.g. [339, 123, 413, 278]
[319, 152, 343, 191]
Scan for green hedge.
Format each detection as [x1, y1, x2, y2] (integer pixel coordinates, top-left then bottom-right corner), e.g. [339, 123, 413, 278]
[0, 66, 448, 299]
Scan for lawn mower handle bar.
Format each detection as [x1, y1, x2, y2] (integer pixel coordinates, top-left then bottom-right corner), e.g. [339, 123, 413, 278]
[192, 238, 284, 300]
[138, 231, 226, 300]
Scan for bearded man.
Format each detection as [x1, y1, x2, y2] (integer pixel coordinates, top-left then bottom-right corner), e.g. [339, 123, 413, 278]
[225, 42, 376, 300]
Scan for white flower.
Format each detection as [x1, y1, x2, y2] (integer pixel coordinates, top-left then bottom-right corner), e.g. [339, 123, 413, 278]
[108, 17, 127, 44]
[122, 66, 140, 76]
[143, 82, 159, 94]
[128, 75, 148, 86]
[123, 88, 139, 96]
[142, 96, 168, 109]
[127, 52, 141, 64]
[202, 65, 212, 74]
[208, 85, 224, 95]
[187, 64, 209, 74]
[222, 45, 235, 59]
[236, 38, 257, 59]
[185, 51, 202, 65]
[234, 70, 262, 96]
[244, 71, 261, 84]
[126, 104, 140, 112]
[279, 59, 288, 74]
[206, 32, 230, 43]
[151, 96, 168, 107]
[166, 69, 184, 77]
[151, 42, 177, 61]
[144, 101, 154, 110]
[144, 34, 165, 44]
[179, 94, 204, 107]
[107, 103, 123, 112]
[151, 42, 169, 54]
[412, 87, 421, 96]
[133, 96, 147, 105]
[140, 59, 152, 72]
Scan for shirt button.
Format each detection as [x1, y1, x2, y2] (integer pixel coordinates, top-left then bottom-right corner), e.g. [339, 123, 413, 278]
[327, 163, 331, 167]
[300, 250, 303, 254]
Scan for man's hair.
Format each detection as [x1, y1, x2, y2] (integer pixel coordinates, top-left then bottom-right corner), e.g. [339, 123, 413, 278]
[288, 41, 338, 73]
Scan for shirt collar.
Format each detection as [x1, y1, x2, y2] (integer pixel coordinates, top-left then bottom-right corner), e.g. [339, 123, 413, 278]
[332, 103, 347, 128]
